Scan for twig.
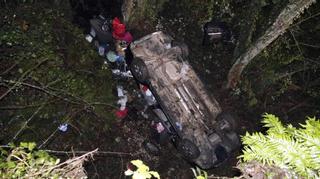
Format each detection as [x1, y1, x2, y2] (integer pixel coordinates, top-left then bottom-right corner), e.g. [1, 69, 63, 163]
[2, 79, 82, 105]
[0, 62, 18, 75]
[1, 80, 116, 112]
[289, 30, 307, 86]
[0, 99, 57, 110]
[10, 154, 30, 167]
[288, 101, 308, 113]
[277, 68, 309, 79]
[0, 145, 133, 156]
[44, 149, 132, 156]
[38, 128, 59, 149]
[12, 102, 46, 141]
[289, 30, 303, 56]
[292, 11, 320, 27]
[90, 160, 99, 179]
[0, 59, 48, 101]
[305, 57, 320, 66]
[298, 42, 320, 49]
[30, 148, 98, 177]
[90, 102, 118, 109]
[39, 107, 87, 149]
[119, 155, 124, 179]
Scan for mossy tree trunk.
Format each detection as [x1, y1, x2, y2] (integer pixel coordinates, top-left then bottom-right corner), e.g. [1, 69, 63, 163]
[227, 0, 316, 89]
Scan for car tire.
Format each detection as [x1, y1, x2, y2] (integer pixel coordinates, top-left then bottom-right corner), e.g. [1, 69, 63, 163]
[130, 57, 149, 84]
[177, 139, 200, 160]
[142, 140, 161, 156]
[216, 112, 237, 132]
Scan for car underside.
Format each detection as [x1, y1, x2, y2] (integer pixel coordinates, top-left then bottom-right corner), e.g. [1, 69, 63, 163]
[130, 31, 240, 169]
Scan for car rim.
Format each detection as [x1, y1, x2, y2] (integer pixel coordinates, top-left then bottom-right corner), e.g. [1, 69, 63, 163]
[182, 145, 193, 157]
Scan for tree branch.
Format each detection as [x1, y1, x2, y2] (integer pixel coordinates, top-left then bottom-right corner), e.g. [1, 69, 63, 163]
[0, 59, 48, 101]
[12, 102, 46, 141]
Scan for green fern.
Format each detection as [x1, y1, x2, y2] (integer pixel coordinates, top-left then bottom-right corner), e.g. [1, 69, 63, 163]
[239, 113, 320, 178]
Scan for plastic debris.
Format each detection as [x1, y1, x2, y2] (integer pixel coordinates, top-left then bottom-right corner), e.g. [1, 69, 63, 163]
[115, 107, 128, 119]
[142, 85, 152, 96]
[116, 55, 125, 62]
[117, 85, 124, 97]
[112, 17, 126, 39]
[180, 62, 189, 76]
[122, 32, 133, 43]
[58, 123, 68, 132]
[112, 69, 133, 78]
[175, 122, 182, 131]
[85, 34, 93, 43]
[106, 51, 117, 62]
[141, 85, 156, 106]
[98, 46, 105, 56]
[156, 122, 165, 133]
[164, 43, 171, 49]
[115, 137, 121, 143]
[141, 111, 149, 119]
[117, 95, 128, 110]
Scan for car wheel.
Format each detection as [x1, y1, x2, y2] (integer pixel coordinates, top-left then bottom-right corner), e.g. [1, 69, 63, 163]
[130, 57, 149, 84]
[177, 139, 200, 160]
[216, 112, 237, 132]
[142, 140, 161, 156]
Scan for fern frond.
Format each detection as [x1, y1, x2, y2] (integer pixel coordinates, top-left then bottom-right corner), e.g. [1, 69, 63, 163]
[262, 113, 288, 136]
[240, 114, 320, 178]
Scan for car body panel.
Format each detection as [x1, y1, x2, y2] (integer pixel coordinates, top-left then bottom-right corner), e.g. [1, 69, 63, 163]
[130, 31, 234, 168]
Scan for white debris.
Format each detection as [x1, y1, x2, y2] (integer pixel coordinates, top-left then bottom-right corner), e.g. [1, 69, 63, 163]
[117, 85, 124, 97]
[85, 34, 93, 43]
[156, 123, 165, 133]
[117, 95, 128, 111]
[180, 62, 189, 76]
[58, 123, 68, 132]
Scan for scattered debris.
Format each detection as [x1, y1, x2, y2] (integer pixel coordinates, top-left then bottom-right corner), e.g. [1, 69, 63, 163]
[58, 123, 68, 132]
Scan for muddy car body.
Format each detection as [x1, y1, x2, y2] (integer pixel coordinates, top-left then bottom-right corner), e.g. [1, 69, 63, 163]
[130, 31, 239, 169]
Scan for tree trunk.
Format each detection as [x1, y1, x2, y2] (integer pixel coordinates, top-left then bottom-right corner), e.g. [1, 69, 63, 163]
[226, 0, 316, 89]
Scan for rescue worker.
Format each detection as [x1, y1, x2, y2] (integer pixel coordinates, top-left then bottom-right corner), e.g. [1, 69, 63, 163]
[86, 15, 114, 56]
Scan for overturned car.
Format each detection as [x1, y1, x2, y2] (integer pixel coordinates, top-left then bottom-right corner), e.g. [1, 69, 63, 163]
[130, 31, 239, 169]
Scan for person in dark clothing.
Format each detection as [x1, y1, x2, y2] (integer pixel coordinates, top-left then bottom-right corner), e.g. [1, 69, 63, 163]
[89, 17, 113, 45]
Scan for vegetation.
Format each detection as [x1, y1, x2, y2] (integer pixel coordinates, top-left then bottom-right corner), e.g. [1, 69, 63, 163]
[0, 2, 115, 145]
[125, 160, 160, 179]
[1, 0, 319, 178]
[0, 142, 95, 178]
[191, 167, 208, 179]
[233, 1, 320, 113]
[239, 113, 320, 178]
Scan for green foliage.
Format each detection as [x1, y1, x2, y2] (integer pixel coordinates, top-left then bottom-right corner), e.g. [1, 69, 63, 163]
[124, 160, 160, 179]
[0, 142, 61, 178]
[0, 3, 115, 143]
[191, 167, 208, 179]
[127, 0, 169, 31]
[243, 3, 320, 108]
[240, 113, 320, 178]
